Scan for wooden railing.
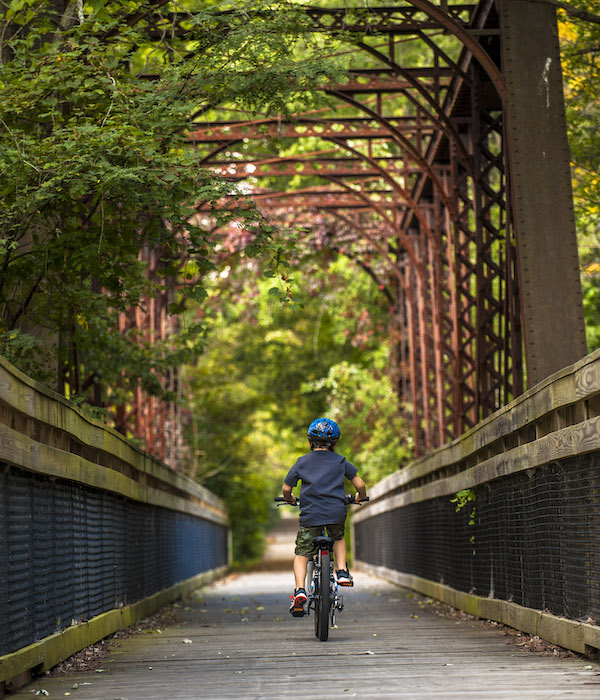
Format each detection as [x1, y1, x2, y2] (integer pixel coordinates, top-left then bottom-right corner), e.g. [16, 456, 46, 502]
[354, 349, 600, 656]
[0, 357, 228, 693]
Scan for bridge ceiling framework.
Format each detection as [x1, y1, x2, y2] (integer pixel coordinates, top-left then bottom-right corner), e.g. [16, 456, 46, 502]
[130, 1, 586, 457]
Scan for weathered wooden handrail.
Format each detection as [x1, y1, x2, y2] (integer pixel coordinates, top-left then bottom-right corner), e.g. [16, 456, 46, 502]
[0, 356, 228, 693]
[357, 348, 600, 512]
[354, 349, 600, 656]
[0, 356, 225, 523]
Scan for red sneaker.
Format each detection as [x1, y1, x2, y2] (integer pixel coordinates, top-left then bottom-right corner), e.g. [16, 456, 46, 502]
[289, 588, 307, 617]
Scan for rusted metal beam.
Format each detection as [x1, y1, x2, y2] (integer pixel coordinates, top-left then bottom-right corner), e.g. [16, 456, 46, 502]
[116, 248, 180, 467]
[147, 6, 478, 39]
[197, 189, 406, 212]
[207, 157, 407, 181]
[499, 0, 587, 386]
[188, 117, 432, 143]
[208, 156, 408, 167]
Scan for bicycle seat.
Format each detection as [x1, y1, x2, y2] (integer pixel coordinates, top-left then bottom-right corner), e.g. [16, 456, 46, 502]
[312, 535, 334, 548]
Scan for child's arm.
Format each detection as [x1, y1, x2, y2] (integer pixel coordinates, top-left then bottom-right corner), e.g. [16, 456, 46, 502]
[351, 474, 367, 503]
[282, 483, 297, 505]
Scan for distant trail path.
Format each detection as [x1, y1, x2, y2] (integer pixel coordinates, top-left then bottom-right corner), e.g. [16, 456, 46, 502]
[258, 514, 297, 570]
[11, 566, 600, 699]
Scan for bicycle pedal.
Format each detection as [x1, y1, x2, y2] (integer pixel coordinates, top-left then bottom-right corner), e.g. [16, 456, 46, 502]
[290, 605, 306, 617]
[338, 581, 353, 587]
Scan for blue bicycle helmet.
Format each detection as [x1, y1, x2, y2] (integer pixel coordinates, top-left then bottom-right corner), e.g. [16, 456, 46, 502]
[307, 417, 340, 444]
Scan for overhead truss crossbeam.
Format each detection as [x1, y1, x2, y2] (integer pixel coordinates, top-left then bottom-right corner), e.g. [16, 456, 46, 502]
[147, 5, 479, 39]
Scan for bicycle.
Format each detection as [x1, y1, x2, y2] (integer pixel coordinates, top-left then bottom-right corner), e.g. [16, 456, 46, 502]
[274, 494, 369, 641]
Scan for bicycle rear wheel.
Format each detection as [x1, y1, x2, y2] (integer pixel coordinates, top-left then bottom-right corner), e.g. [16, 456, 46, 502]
[314, 553, 330, 641]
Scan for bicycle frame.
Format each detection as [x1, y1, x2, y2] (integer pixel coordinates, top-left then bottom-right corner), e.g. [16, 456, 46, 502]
[306, 534, 343, 635]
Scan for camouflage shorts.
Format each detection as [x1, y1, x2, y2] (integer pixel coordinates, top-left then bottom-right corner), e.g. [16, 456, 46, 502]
[295, 522, 346, 557]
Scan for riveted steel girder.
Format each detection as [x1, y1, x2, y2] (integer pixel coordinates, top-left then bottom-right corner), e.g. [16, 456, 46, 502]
[188, 118, 434, 144]
[208, 158, 406, 181]
[499, 0, 587, 385]
[115, 248, 181, 466]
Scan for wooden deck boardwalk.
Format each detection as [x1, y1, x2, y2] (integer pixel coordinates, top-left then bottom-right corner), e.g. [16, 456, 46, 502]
[11, 570, 600, 699]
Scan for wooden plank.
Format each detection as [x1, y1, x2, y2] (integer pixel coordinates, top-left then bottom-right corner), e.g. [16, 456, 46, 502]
[6, 571, 600, 699]
[0, 567, 226, 684]
[0, 356, 226, 519]
[357, 562, 600, 657]
[0, 423, 228, 524]
[354, 415, 600, 521]
[368, 349, 600, 503]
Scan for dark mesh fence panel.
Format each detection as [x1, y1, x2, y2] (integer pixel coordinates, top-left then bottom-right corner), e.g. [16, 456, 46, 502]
[0, 465, 227, 657]
[355, 453, 600, 622]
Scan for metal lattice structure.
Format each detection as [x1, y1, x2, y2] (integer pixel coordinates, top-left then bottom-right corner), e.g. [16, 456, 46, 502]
[185, 1, 586, 454]
[116, 248, 182, 466]
[123, 1, 586, 457]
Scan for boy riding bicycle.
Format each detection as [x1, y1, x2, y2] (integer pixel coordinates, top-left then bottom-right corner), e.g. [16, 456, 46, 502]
[281, 417, 367, 616]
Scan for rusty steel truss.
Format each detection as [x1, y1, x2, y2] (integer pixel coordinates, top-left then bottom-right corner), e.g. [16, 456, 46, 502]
[127, 1, 587, 458]
[116, 247, 182, 466]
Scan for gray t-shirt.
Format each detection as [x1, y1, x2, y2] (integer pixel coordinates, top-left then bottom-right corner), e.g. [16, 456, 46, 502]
[284, 451, 358, 527]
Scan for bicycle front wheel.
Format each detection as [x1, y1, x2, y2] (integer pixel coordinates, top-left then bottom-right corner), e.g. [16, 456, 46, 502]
[315, 553, 330, 641]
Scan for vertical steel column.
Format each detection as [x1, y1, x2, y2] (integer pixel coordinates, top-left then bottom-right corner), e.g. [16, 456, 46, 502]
[450, 142, 478, 430]
[470, 60, 522, 415]
[500, 0, 587, 385]
[414, 235, 432, 450]
[433, 172, 461, 445]
[427, 201, 446, 446]
[406, 261, 423, 454]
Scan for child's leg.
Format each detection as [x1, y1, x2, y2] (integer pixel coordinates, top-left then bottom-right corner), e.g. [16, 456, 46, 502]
[333, 537, 347, 571]
[294, 554, 310, 590]
[293, 525, 318, 591]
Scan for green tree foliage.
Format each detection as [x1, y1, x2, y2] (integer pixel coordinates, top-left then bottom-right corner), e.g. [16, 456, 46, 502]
[0, 0, 342, 410]
[558, 2, 600, 349]
[302, 358, 413, 486]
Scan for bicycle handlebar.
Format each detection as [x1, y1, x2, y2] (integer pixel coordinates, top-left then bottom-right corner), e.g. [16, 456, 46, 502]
[274, 495, 369, 506]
